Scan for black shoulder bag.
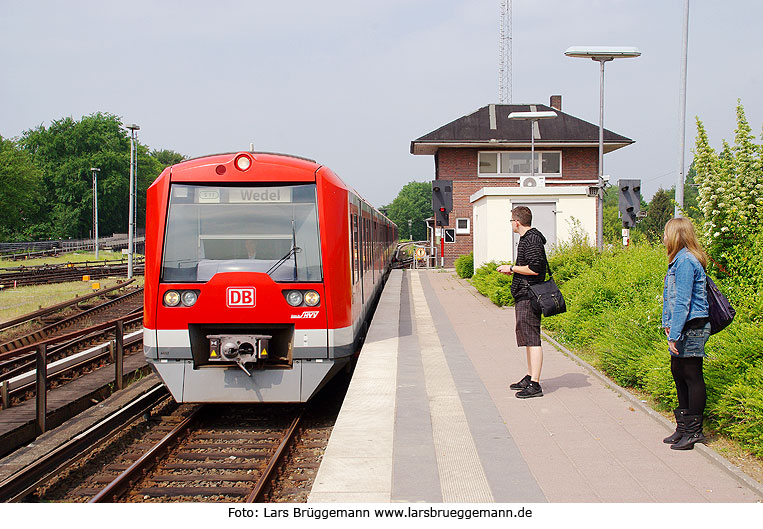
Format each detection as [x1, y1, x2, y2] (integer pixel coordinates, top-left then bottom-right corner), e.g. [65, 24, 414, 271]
[706, 276, 735, 335]
[526, 248, 566, 317]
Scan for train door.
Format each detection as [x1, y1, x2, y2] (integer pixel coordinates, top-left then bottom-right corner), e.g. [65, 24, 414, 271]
[362, 204, 372, 307]
[350, 196, 362, 328]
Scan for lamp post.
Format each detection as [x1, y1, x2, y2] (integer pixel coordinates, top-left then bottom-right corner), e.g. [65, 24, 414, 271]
[565, 46, 641, 250]
[675, 0, 690, 217]
[126, 124, 140, 279]
[91, 168, 100, 260]
[507, 110, 558, 181]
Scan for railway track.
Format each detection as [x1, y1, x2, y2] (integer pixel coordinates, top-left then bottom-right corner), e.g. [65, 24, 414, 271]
[0, 279, 135, 333]
[91, 404, 304, 502]
[0, 288, 144, 358]
[0, 289, 144, 408]
[0, 315, 143, 408]
[0, 260, 145, 288]
[2, 368, 350, 503]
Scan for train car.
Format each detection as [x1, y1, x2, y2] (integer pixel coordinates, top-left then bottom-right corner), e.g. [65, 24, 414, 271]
[143, 151, 397, 403]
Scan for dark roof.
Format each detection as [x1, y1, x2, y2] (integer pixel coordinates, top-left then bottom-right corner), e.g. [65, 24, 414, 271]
[411, 104, 634, 155]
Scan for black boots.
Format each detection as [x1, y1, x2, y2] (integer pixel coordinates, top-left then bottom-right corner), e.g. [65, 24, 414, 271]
[663, 408, 687, 444]
[670, 414, 706, 450]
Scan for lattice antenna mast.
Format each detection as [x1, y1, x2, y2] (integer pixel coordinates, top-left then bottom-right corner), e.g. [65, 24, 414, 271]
[499, 0, 512, 104]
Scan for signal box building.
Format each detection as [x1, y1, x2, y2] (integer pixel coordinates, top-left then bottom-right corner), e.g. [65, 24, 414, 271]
[410, 95, 634, 268]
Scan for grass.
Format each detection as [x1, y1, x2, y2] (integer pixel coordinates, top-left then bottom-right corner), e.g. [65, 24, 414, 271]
[0, 251, 143, 268]
[0, 252, 144, 324]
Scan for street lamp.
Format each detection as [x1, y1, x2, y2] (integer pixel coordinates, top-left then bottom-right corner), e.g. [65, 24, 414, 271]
[126, 123, 140, 278]
[565, 46, 641, 250]
[676, 0, 690, 217]
[91, 168, 100, 260]
[507, 110, 557, 182]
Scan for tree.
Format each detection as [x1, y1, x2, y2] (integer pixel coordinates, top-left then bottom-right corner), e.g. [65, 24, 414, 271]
[382, 181, 432, 241]
[0, 136, 43, 241]
[19, 113, 170, 239]
[151, 149, 185, 166]
[641, 188, 673, 242]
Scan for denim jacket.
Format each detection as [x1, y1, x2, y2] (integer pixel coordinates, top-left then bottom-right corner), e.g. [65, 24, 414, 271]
[662, 248, 709, 342]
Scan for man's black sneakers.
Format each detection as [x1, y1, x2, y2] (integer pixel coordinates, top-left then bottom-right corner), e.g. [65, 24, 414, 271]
[516, 382, 543, 399]
[510, 374, 532, 391]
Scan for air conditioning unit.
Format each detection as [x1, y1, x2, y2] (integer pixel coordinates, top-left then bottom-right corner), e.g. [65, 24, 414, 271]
[519, 175, 545, 188]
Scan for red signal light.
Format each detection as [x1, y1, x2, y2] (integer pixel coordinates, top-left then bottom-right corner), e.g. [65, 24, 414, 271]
[439, 207, 445, 212]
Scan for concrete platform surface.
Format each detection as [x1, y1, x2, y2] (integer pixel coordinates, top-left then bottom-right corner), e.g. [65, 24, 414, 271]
[309, 269, 763, 503]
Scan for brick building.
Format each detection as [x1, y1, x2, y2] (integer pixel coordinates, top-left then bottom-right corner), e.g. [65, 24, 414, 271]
[410, 96, 634, 267]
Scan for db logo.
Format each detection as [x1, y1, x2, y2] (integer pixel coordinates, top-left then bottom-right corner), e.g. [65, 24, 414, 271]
[226, 287, 255, 307]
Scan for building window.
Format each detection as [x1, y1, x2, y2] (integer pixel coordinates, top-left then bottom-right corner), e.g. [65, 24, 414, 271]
[479, 152, 498, 173]
[478, 151, 561, 176]
[456, 218, 470, 235]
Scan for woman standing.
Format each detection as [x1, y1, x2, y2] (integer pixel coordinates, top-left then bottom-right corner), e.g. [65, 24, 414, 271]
[662, 217, 711, 451]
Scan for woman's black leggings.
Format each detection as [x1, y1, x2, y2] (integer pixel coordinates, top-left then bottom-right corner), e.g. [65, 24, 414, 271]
[671, 356, 706, 416]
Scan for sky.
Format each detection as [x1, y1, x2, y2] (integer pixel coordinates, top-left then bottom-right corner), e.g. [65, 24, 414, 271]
[1, 0, 762, 207]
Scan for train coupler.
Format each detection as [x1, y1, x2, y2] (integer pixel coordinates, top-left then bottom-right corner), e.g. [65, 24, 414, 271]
[206, 334, 272, 376]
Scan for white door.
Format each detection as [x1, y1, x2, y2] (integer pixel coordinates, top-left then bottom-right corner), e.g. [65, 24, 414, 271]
[512, 202, 557, 261]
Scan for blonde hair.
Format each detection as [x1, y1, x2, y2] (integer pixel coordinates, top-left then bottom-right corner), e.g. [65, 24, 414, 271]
[664, 217, 707, 268]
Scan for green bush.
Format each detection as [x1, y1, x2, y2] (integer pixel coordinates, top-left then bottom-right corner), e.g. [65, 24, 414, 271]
[470, 261, 514, 306]
[454, 252, 474, 279]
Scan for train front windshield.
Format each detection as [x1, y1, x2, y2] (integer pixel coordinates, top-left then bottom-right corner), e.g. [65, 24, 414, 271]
[161, 184, 323, 283]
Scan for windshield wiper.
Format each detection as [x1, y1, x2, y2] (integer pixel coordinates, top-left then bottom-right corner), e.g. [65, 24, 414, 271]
[266, 246, 302, 276]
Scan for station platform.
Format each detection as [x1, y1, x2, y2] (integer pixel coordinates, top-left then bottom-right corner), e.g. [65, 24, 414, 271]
[309, 269, 763, 503]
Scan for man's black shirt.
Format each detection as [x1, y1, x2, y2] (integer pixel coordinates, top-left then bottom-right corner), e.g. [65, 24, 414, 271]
[510, 227, 548, 302]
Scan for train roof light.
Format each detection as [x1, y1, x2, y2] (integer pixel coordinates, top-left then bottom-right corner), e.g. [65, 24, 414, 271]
[234, 154, 252, 171]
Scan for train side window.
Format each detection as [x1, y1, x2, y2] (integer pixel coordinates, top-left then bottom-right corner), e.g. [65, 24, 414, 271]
[352, 213, 359, 283]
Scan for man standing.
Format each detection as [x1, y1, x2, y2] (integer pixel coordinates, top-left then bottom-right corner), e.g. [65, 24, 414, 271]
[497, 206, 548, 398]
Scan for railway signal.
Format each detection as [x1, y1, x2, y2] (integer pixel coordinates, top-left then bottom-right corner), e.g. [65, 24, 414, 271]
[432, 180, 453, 227]
[618, 179, 641, 228]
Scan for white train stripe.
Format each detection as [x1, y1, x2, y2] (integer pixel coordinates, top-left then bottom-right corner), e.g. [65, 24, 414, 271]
[146, 326, 355, 349]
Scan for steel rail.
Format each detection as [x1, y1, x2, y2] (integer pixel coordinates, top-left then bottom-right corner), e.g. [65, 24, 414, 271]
[0, 384, 168, 502]
[0, 279, 135, 332]
[2, 329, 143, 397]
[0, 262, 145, 287]
[0, 290, 143, 359]
[0, 313, 143, 377]
[246, 410, 304, 502]
[88, 405, 206, 503]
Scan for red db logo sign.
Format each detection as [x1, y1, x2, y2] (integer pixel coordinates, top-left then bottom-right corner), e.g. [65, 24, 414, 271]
[226, 287, 255, 307]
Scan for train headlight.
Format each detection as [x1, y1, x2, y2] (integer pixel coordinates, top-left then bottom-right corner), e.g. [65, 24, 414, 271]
[234, 154, 252, 171]
[164, 290, 181, 307]
[285, 290, 303, 307]
[181, 290, 198, 307]
[304, 290, 320, 307]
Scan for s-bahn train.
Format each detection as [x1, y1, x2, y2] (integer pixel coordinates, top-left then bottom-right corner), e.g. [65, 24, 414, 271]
[143, 151, 397, 403]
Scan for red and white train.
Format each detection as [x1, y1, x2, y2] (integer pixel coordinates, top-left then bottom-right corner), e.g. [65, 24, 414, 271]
[143, 151, 396, 402]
